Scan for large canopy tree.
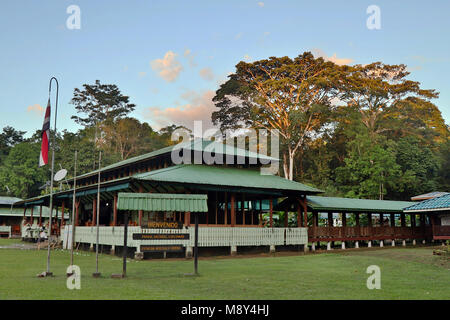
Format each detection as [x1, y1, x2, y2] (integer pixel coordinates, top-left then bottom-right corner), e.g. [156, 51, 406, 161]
[337, 62, 439, 139]
[212, 52, 342, 180]
[70, 80, 136, 127]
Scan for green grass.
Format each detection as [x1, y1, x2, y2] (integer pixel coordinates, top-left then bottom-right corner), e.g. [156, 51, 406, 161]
[0, 239, 449, 299]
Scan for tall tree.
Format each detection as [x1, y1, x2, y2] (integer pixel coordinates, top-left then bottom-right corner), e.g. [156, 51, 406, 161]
[212, 52, 342, 180]
[338, 62, 438, 139]
[0, 126, 26, 163]
[70, 80, 136, 145]
[100, 118, 161, 160]
[0, 142, 47, 198]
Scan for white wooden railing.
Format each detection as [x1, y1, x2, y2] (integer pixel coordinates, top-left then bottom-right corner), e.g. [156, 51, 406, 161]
[0, 226, 11, 237]
[65, 226, 308, 250]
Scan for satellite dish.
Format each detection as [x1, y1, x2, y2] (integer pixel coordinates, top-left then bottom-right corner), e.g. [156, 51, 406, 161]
[54, 169, 68, 182]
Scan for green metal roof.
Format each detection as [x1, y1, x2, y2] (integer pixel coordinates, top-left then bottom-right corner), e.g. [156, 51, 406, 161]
[117, 192, 208, 212]
[133, 164, 322, 194]
[307, 196, 415, 213]
[404, 193, 450, 212]
[0, 206, 68, 219]
[75, 139, 278, 180]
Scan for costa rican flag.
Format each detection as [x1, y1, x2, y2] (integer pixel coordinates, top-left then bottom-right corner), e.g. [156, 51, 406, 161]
[39, 99, 51, 167]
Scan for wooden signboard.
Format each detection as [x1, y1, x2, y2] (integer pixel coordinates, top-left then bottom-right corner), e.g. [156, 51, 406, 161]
[144, 221, 183, 229]
[140, 245, 184, 253]
[133, 233, 189, 240]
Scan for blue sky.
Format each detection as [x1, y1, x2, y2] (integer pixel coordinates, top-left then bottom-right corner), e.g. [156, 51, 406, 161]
[0, 0, 449, 137]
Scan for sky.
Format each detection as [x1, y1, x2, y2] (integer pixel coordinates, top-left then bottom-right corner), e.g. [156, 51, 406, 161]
[0, 0, 449, 137]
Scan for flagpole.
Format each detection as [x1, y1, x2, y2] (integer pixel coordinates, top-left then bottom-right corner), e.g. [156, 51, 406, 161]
[93, 151, 102, 277]
[70, 150, 77, 267]
[45, 77, 58, 277]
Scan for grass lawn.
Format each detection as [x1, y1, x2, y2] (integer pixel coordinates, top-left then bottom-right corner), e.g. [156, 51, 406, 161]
[0, 239, 448, 300]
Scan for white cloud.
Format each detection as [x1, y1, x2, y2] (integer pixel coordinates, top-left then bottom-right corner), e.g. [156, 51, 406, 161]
[144, 90, 216, 131]
[184, 48, 197, 67]
[27, 104, 44, 116]
[199, 67, 215, 81]
[151, 51, 183, 82]
[138, 71, 146, 77]
[312, 48, 354, 66]
[258, 2, 265, 7]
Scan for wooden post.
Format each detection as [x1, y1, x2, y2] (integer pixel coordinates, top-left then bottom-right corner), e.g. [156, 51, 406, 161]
[184, 211, 191, 226]
[92, 199, 96, 226]
[328, 212, 333, 227]
[411, 214, 416, 228]
[39, 205, 43, 227]
[342, 213, 346, 226]
[230, 193, 236, 227]
[380, 213, 384, 226]
[284, 210, 288, 227]
[55, 206, 59, 235]
[23, 207, 27, 225]
[269, 198, 273, 228]
[194, 212, 199, 275]
[241, 194, 245, 225]
[302, 197, 308, 227]
[75, 201, 79, 227]
[214, 192, 218, 225]
[390, 213, 395, 227]
[224, 192, 228, 225]
[30, 206, 34, 225]
[367, 213, 372, 227]
[355, 213, 360, 226]
[123, 211, 128, 277]
[313, 212, 319, 227]
[401, 213, 406, 227]
[297, 205, 302, 228]
[60, 201, 65, 227]
[113, 194, 118, 226]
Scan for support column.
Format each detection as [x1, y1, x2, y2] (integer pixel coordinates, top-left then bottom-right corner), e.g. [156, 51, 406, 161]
[60, 201, 65, 227]
[390, 213, 395, 227]
[328, 212, 333, 227]
[284, 210, 288, 228]
[241, 194, 245, 225]
[113, 194, 118, 226]
[297, 205, 301, 227]
[269, 198, 273, 228]
[75, 201, 79, 226]
[92, 199, 96, 226]
[30, 206, 34, 225]
[230, 245, 237, 256]
[368, 241, 372, 248]
[401, 213, 406, 227]
[224, 192, 228, 225]
[39, 205, 43, 227]
[301, 196, 308, 227]
[230, 193, 236, 227]
[379, 240, 384, 247]
[410, 214, 416, 228]
[355, 241, 359, 249]
[327, 242, 332, 250]
[184, 211, 191, 226]
[368, 213, 372, 227]
[402, 239, 406, 246]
